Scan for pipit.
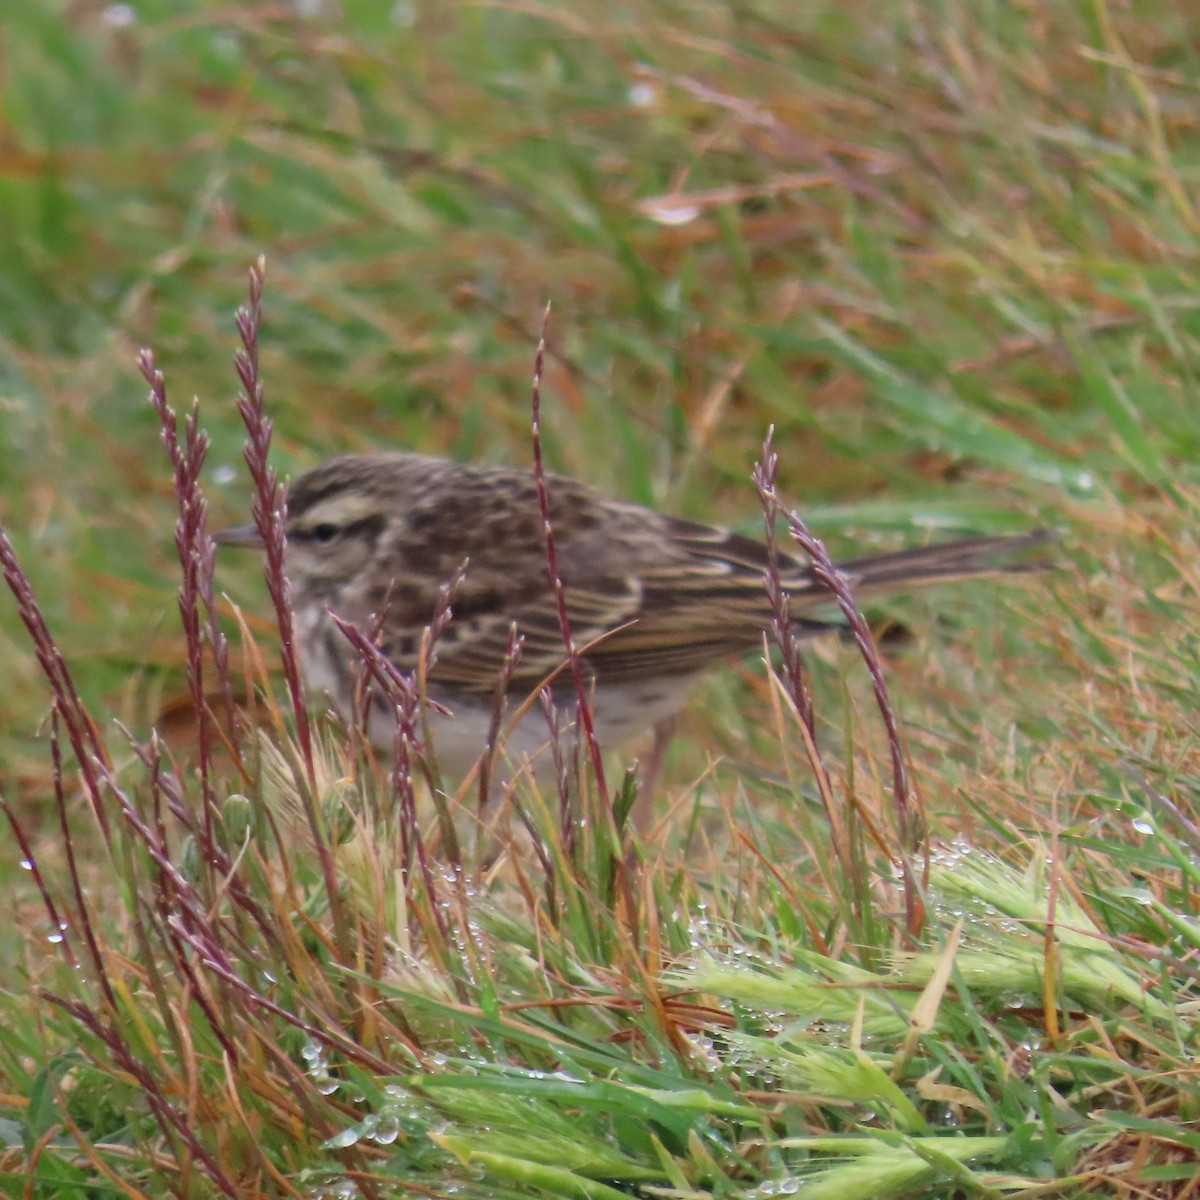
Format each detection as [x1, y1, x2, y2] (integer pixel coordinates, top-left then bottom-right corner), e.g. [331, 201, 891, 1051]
[217, 451, 1049, 799]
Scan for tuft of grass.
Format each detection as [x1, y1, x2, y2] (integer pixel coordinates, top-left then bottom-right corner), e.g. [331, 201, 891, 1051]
[1, 268, 1198, 1198]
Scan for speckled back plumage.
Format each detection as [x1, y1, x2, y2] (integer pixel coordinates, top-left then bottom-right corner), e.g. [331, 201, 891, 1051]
[276, 451, 1049, 698]
[285, 452, 811, 692]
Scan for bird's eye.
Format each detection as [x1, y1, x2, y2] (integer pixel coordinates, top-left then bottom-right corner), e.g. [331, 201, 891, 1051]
[312, 523, 340, 544]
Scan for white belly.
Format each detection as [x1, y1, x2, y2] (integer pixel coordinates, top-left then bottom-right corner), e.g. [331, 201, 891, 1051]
[423, 676, 697, 788]
[297, 605, 697, 797]
[333, 677, 696, 803]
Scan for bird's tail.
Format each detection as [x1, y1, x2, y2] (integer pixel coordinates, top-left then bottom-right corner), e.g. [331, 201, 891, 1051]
[826, 529, 1057, 600]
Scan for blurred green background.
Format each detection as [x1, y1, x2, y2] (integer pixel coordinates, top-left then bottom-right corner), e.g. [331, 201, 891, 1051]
[1, 0, 1196, 785]
[4, 10, 1199, 1194]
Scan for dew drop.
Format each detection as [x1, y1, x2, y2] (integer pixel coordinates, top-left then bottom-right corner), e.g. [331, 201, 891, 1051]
[103, 3, 135, 26]
[644, 202, 701, 226]
[628, 82, 658, 107]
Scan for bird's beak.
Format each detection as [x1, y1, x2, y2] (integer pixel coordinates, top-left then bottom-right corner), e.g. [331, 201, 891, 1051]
[213, 523, 264, 549]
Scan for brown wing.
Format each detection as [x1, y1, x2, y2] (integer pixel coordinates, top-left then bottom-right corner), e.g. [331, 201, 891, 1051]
[568, 525, 1051, 685]
[369, 503, 773, 691]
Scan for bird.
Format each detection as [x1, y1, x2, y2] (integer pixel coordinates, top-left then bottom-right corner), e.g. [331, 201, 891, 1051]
[216, 451, 1050, 812]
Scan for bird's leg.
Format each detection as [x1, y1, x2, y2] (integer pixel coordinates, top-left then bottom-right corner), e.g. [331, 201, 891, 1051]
[628, 714, 677, 837]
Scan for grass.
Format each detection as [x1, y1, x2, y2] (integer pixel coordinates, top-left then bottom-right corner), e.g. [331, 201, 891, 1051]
[2, 1, 1199, 1196]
